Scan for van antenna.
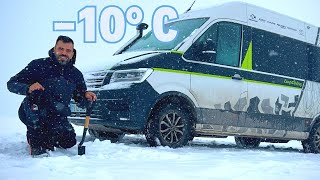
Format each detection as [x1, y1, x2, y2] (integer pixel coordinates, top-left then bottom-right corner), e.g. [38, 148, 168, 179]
[184, 0, 196, 13]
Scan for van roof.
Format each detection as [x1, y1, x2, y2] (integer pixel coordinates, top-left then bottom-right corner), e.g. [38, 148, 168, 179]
[178, 1, 320, 46]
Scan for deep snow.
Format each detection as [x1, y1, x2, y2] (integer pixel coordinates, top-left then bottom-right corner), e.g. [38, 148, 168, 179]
[1, 116, 320, 180]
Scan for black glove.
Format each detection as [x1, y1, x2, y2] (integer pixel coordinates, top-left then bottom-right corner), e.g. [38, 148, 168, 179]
[29, 90, 46, 107]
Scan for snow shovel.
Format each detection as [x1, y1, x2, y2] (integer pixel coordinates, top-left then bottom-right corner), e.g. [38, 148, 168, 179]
[78, 101, 95, 155]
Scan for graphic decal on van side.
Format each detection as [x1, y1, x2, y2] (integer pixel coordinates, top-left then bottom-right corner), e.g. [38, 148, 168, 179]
[234, 97, 247, 111]
[241, 41, 253, 70]
[283, 79, 303, 88]
[151, 67, 302, 116]
[209, 94, 300, 116]
[261, 99, 274, 114]
[245, 95, 299, 116]
[295, 81, 320, 118]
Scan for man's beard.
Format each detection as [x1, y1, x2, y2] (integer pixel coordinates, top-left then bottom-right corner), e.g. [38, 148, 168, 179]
[55, 54, 70, 65]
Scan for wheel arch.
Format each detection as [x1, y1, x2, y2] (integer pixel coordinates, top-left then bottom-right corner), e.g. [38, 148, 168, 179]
[146, 91, 199, 131]
[310, 113, 320, 132]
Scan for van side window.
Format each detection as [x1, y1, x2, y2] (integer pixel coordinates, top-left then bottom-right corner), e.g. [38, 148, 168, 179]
[308, 46, 320, 82]
[215, 22, 241, 67]
[252, 28, 308, 79]
[184, 22, 241, 67]
[183, 24, 218, 63]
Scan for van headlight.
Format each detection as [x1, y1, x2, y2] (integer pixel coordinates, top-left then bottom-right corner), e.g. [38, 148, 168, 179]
[110, 68, 153, 83]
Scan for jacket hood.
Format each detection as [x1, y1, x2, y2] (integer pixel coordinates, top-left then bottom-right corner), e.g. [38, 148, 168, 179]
[48, 47, 77, 66]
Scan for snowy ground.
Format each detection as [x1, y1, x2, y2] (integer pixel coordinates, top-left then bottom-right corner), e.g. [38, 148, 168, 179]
[1, 116, 320, 180]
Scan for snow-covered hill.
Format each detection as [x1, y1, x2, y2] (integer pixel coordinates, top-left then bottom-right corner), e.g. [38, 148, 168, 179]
[1, 117, 320, 180]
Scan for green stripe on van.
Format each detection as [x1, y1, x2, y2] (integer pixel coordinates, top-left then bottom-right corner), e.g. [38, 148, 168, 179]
[241, 41, 253, 70]
[153, 68, 302, 89]
[170, 50, 185, 55]
[153, 68, 190, 75]
[153, 68, 231, 79]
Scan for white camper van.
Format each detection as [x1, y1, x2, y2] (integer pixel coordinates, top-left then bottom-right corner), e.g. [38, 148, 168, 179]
[69, 2, 320, 153]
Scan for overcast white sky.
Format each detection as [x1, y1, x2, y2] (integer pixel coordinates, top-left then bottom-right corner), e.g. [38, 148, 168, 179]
[1, 0, 319, 117]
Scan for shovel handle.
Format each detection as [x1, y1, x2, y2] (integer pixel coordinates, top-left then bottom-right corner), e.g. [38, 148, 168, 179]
[84, 116, 90, 128]
[84, 101, 95, 128]
[86, 101, 95, 116]
[78, 101, 95, 147]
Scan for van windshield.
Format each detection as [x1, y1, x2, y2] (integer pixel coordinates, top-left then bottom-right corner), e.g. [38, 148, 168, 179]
[124, 18, 208, 52]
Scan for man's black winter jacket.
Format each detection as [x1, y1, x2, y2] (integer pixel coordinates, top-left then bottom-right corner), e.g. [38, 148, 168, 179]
[7, 48, 87, 117]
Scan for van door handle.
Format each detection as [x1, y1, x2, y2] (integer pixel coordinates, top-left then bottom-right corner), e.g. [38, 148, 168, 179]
[232, 74, 243, 80]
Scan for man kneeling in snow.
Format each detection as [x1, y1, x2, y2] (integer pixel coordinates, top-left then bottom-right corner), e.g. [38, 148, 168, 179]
[7, 35, 96, 156]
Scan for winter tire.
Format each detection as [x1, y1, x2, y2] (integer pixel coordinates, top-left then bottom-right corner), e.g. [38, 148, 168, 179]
[145, 104, 192, 148]
[302, 122, 320, 153]
[235, 136, 261, 148]
[145, 118, 158, 147]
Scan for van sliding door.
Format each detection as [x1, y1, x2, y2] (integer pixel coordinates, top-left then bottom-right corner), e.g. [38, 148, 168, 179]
[245, 27, 308, 132]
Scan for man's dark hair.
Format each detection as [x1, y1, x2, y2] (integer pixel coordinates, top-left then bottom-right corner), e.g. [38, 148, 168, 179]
[56, 35, 74, 45]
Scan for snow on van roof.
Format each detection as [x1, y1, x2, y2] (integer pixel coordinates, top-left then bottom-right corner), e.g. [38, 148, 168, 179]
[178, 1, 319, 46]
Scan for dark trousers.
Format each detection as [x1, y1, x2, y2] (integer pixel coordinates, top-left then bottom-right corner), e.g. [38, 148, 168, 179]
[18, 102, 76, 149]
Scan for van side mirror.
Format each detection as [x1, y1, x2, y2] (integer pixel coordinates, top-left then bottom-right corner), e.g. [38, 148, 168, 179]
[201, 38, 217, 54]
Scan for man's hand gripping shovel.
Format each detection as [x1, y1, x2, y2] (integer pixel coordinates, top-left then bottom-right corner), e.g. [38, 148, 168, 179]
[78, 101, 95, 155]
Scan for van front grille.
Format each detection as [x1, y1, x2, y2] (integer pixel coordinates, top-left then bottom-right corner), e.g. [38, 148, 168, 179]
[84, 70, 110, 89]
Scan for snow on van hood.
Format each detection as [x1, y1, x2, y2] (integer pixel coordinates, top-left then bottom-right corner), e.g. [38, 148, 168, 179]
[84, 51, 161, 72]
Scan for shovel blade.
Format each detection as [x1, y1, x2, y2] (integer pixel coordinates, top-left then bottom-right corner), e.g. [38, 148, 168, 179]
[78, 145, 86, 155]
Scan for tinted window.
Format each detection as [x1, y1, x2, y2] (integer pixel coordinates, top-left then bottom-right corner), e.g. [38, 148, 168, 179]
[252, 28, 308, 79]
[308, 46, 320, 82]
[184, 23, 218, 63]
[216, 22, 241, 67]
[184, 22, 241, 67]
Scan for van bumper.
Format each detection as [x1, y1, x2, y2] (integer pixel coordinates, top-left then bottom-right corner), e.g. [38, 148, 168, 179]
[68, 81, 159, 133]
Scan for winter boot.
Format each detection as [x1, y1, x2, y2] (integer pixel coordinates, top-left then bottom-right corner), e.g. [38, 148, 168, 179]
[30, 146, 48, 157]
[43, 142, 55, 151]
[28, 138, 48, 157]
